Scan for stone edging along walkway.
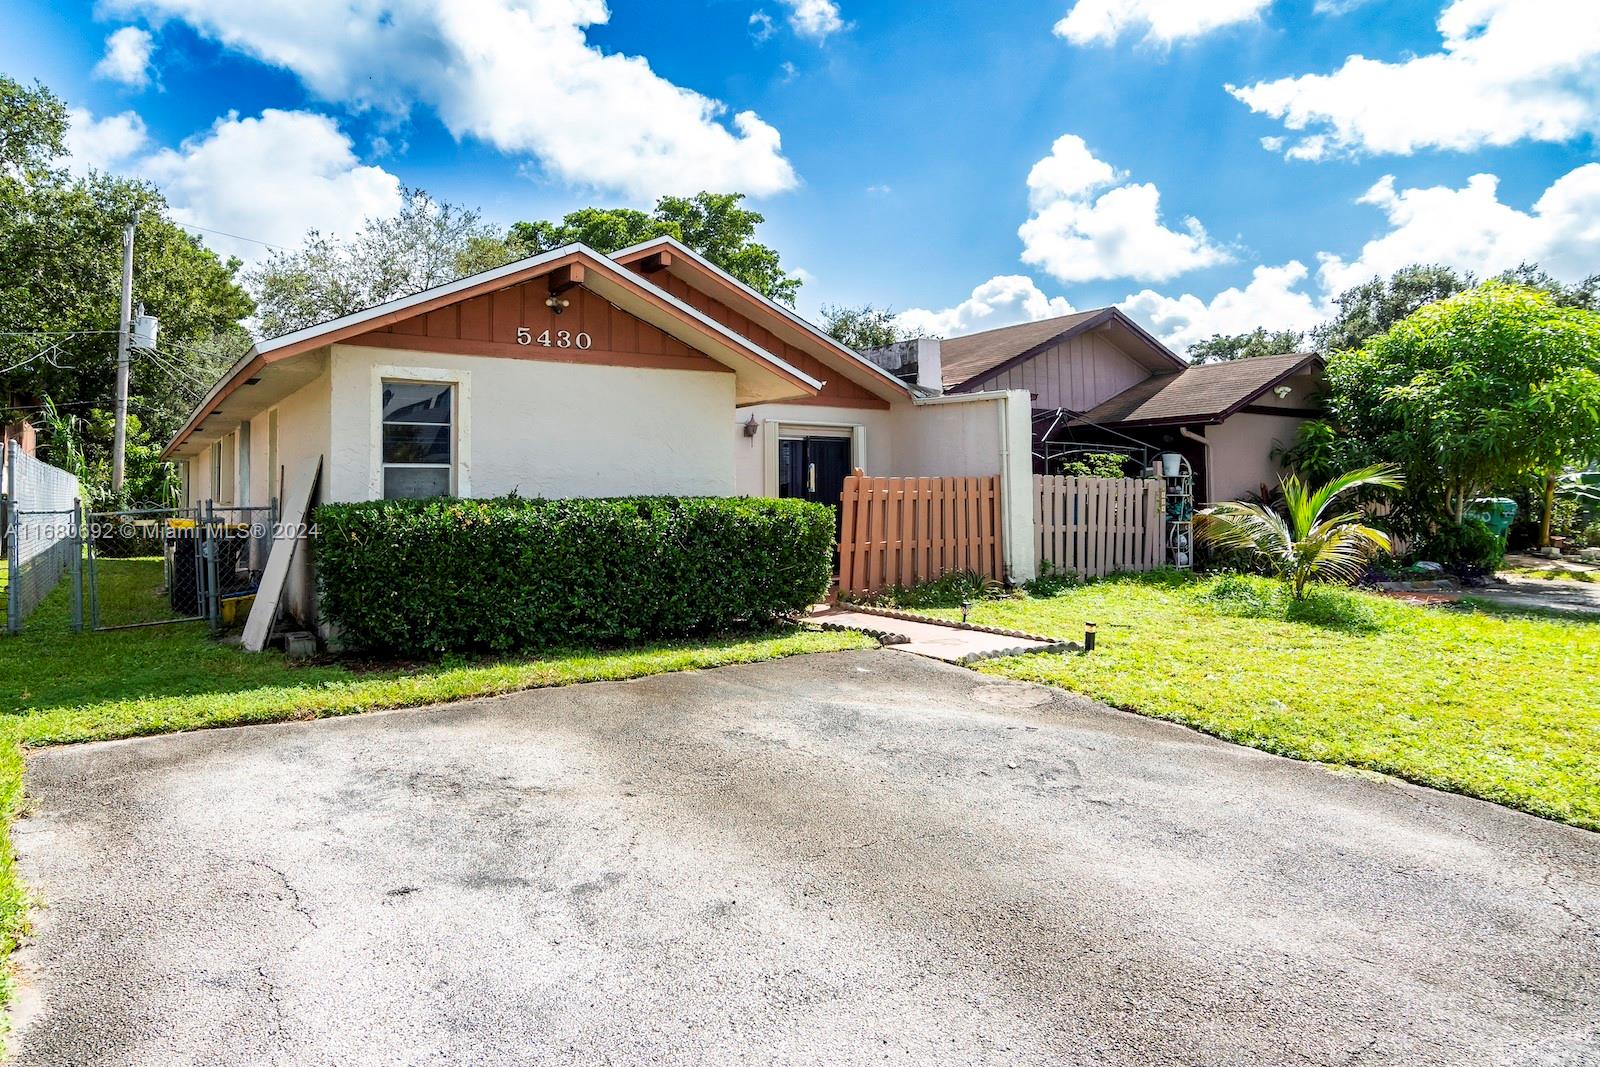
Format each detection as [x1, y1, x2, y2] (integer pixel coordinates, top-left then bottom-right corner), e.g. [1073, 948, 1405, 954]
[803, 605, 1080, 665]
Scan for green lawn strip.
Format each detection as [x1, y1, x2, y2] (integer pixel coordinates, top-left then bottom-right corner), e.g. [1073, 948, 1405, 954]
[0, 573, 873, 1006]
[914, 574, 1600, 832]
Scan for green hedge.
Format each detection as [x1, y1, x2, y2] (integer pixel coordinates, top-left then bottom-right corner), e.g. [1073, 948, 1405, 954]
[313, 496, 836, 655]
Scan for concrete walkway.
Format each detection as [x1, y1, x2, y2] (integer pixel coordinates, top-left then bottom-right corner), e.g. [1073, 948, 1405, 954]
[810, 607, 1066, 663]
[1472, 576, 1600, 617]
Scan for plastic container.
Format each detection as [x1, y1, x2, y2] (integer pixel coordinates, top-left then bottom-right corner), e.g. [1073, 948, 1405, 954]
[1465, 497, 1517, 538]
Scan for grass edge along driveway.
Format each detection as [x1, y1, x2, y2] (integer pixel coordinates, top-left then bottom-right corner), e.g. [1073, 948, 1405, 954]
[911, 572, 1599, 835]
[0, 582, 874, 1014]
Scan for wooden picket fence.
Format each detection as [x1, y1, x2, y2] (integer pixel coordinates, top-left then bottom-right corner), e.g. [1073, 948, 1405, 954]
[1034, 475, 1164, 578]
[837, 469, 1004, 595]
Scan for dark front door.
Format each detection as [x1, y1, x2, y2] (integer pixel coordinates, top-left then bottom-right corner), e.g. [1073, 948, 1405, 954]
[778, 436, 852, 526]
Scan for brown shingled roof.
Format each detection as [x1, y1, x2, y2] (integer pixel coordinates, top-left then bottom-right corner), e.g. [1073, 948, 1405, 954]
[938, 310, 1106, 388]
[1071, 352, 1321, 427]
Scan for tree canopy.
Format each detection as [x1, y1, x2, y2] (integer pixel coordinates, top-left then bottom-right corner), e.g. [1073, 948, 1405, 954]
[252, 190, 804, 337]
[821, 304, 908, 350]
[1318, 283, 1600, 532]
[1187, 327, 1303, 364]
[1, 75, 254, 474]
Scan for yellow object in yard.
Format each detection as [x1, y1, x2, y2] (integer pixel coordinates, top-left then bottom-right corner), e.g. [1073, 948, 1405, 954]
[166, 517, 197, 530]
[220, 594, 255, 627]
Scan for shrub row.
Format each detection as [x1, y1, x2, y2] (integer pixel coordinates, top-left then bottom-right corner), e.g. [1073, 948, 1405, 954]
[313, 496, 836, 655]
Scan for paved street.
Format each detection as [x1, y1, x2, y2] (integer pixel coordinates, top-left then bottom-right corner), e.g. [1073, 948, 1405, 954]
[13, 650, 1599, 1065]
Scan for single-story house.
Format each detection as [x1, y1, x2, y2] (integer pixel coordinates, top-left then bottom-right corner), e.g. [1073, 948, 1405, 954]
[864, 308, 1323, 504]
[163, 239, 1035, 626]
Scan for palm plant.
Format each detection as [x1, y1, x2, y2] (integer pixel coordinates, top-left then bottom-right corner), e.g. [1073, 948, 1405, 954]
[1196, 465, 1404, 599]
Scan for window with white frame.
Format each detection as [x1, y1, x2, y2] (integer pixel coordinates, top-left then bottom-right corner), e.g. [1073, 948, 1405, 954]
[381, 380, 454, 499]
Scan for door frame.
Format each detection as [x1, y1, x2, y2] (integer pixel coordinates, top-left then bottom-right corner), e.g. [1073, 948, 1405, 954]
[761, 419, 865, 499]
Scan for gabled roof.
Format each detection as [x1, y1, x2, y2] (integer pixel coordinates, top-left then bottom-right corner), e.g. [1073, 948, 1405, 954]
[610, 235, 912, 403]
[940, 307, 1186, 391]
[1069, 352, 1322, 428]
[163, 244, 823, 458]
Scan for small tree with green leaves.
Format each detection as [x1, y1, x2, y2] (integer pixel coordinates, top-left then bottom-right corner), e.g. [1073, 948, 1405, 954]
[1322, 283, 1600, 542]
[1196, 466, 1403, 599]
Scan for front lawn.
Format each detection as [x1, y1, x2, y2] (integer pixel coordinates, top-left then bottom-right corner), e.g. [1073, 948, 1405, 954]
[915, 572, 1600, 832]
[0, 576, 872, 1004]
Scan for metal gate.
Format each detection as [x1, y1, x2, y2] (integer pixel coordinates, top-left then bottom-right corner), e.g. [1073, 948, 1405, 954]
[84, 503, 274, 632]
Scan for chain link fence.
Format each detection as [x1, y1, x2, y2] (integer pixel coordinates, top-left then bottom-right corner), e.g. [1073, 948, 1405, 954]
[4, 441, 83, 634]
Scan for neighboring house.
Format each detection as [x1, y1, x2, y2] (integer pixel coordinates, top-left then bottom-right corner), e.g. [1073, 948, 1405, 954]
[866, 308, 1323, 504]
[163, 241, 1034, 625]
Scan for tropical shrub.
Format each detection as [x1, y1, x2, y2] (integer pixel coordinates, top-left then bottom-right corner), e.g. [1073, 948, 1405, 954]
[314, 496, 836, 655]
[1055, 452, 1132, 479]
[1417, 518, 1506, 578]
[1195, 465, 1403, 599]
[850, 569, 1007, 610]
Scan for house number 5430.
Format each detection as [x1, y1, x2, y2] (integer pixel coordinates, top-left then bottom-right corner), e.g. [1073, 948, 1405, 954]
[517, 327, 592, 349]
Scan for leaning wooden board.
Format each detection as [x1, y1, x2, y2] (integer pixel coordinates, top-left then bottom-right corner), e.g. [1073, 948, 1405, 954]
[242, 456, 322, 653]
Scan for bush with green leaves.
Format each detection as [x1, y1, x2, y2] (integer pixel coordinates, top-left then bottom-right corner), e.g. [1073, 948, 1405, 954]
[1417, 518, 1506, 578]
[848, 569, 1008, 610]
[313, 496, 836, 655]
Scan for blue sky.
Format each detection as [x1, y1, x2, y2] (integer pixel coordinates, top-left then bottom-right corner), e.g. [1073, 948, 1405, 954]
[5, 0, 1597, 351]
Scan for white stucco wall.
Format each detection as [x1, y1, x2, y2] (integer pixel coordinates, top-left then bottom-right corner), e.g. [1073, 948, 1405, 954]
[329, 344, 736, 501]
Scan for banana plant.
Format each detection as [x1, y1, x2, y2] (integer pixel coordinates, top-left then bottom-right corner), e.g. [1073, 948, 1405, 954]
[1196, 465, 1404, 599]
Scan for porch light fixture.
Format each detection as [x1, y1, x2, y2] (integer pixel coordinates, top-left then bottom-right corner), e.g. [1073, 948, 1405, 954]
[545, 295, 569, 314]
[1274, 385, 1293, 399]
[743, 415, 759, 438]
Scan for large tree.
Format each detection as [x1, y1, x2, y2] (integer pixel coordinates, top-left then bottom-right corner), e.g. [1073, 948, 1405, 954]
[1, 76, 254, 463]
[1187, 327, 1303, 364]
[1311, 264, 1471, 354]
[246, 188, 496, 338]
[467, 191, 802, 304]
[1321, 283, 1600, 540]
[821, 304, 908, 350]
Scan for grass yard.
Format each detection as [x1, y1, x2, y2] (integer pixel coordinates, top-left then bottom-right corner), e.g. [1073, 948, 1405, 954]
[0, 567, 872, 1004]
[914, 571, 1600, 833]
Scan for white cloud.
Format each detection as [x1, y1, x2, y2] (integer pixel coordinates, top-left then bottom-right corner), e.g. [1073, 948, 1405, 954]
[106, 0, 798, 200]
[63, 107, 150, 174]
[1120, 261, 1327, 353]
[1317, 166, 1600, 295]
[94, 26, 155, 88]
[749, 10, 776, 42]
[1116, 162, 1600, 353]
[1018, 134, 1231, 284]
[64, 105, 402, 264]
[1054, 0, 1271, 45]
[140, 109, 404, 262]
[1230, 0, 1600, 159]
[865, 183, 891, 195]
[896, 275, 1075, 338]
[783, 0, 846, 40]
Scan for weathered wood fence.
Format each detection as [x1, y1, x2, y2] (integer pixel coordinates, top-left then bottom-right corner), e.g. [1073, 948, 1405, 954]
[837, 469, 1005, 595]
[1034, 475, 1164, 578]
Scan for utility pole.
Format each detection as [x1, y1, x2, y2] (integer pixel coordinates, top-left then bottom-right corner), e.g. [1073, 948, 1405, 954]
[111, 212, 136, 495]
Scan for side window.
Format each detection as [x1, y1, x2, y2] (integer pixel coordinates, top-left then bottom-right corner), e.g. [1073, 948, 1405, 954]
[381, 381, 454, 500]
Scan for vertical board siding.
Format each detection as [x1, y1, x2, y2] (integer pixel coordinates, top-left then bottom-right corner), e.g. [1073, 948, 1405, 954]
[837, 470, 1006, 595]
[1034, 476, 1165, 578]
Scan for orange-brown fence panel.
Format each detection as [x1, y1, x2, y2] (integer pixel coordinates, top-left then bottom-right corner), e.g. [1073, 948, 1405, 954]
[837, 469, 1006, 595]
[1033, 475, 1165, 578]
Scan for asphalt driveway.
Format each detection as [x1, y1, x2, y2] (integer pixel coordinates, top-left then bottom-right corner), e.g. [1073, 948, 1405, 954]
[13, 650, 1599, 1066]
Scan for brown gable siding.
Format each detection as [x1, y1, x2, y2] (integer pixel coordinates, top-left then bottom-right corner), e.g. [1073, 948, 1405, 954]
[627, 264, 890, 410]
[967, 329, 1149, 411]
[349, 277, 725, 374]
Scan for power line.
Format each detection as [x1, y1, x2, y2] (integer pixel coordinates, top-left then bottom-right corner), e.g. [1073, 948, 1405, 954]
[175, 221, 288, 253]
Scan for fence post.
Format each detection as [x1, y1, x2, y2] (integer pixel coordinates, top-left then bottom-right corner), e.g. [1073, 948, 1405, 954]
[69, 498, 84, 633]
[5, 442, 17, 636]
[204, 499, 220, 633]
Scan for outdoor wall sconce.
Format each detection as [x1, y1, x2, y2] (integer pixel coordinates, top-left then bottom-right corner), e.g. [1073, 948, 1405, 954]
[743, 415, 759, 438]
[1274, 384, 1293, 399]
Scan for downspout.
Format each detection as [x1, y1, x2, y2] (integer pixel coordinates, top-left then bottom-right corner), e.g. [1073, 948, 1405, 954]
[1178, 426, 1211, 504]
